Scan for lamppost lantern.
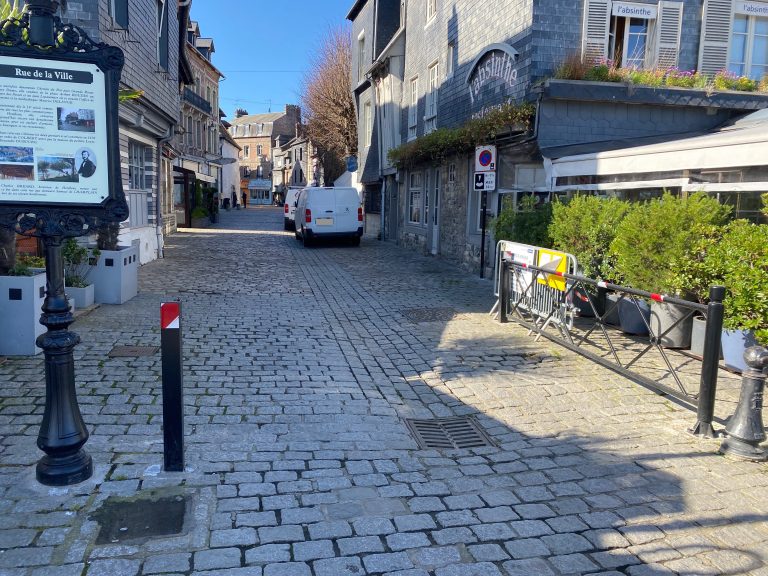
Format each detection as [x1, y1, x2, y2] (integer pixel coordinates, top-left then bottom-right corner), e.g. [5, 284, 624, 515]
[0, 1, 128, 485]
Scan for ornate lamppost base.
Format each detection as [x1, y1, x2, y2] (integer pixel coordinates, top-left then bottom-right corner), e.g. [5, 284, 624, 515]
[36, 450, 93, 486]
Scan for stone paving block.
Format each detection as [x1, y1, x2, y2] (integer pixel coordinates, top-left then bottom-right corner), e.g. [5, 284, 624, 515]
[237, 512, 278, 528]
[211, 528, 258, 547]
[291, 540, 335, 561]
[514, 503, 555, 519]
[190, 568, 262, 576]
[263, 563, 311, 576]
[0, 547, 54, 568]
[29, 565, 86, 576]
[308, 520, 352, 540]
[0, 529, 37, 548]
[142, 553, 191, 574]
[338, 535, 385, 555]
[434, 562, 503, 575]
[591, 549, 643, 569]
[280, 507, 324, 525]
[548, 552, 599, 573]
[411, 545, 462, 567]
[353, 517, 396, 535]
[625, 564, 677, 575]
[385, 531, 431, 550]
[258, 525, 305, 544]
[194, 548, 242, 571]
[436, 510, 479, 527]
[509, 519, 553, 538]
[313, 556, 365, 576]
[85, 559, 141, 576]
[541, 532, 593, 554]
[545, 514, 589, 533]
[503, 537, 550, 559]
[431, 527, 478, 545]
[467, 543, 510, 562]
[583, 528, 631, 549]
[363, 552, 414, 573]
[501, 558, 557, 576]
[471, 522, 515, 541]
[261, 496, 299, 511]
[393, 514, 437, 532]
[245, 544, 291, 565]
[408, 497, 445, 513]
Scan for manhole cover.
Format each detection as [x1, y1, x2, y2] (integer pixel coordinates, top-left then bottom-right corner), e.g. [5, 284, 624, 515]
[108, 346, 159, 357]
[90, 493, 188, 544]
[402, 307, 458, 323]
[406, 416, 495, 449]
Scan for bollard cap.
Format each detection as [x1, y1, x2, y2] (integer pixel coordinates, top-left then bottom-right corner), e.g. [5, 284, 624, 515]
[744, 346, 768, 372]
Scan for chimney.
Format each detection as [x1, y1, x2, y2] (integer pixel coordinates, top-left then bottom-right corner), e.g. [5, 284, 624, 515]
[235, 108, 248, 118]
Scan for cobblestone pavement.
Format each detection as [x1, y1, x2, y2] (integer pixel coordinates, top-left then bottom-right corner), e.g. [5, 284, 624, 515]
[1, 206, 767, 576]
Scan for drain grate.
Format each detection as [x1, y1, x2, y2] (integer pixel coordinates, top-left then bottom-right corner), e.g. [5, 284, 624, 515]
[406, 416, 495, 449]
[108, 346, 159, 357]
[402, 307, 458, 323]
[90, 493, 188, 544]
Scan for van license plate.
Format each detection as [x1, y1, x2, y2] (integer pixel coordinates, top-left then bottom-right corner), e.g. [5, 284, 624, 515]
[316, 217, 333, 225]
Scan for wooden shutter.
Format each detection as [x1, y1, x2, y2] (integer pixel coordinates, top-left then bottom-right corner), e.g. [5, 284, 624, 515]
[698, 0, 733, 75]
[655, 2, 683, 68]
[581, 0, 610, 63]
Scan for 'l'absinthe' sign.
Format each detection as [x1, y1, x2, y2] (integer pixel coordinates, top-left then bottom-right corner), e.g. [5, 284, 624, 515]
[466, 43, 520, 106]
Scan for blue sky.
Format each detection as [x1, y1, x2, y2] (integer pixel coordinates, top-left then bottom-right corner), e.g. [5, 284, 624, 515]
[190, 0, 353, 121]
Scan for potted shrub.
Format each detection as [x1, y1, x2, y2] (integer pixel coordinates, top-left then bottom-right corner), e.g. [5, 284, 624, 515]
[549, 194, 631, 318]
[63, 238, 99, 309]
[87, 223, 139, 305]
[0, 253, 47, 356]
[702, 219, 768, 372]
[609, 192, 731, 342]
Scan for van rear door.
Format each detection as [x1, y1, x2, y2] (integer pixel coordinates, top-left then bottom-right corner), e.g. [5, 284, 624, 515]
[332, 188, 361, 232]
[309, 189, 336, 230]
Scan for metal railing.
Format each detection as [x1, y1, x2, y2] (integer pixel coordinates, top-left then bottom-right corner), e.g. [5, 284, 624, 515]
[183, 87, 212, 115]
[494, 258, 725, 437]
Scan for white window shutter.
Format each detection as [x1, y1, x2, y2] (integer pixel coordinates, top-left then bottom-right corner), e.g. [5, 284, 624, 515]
[581, 0, 610, 63]
[655, 2, 683, 69]
[698, 0, 733, 76]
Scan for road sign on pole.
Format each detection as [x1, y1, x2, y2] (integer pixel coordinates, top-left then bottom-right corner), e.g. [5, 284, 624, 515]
[474, 172, 496, 191]
[475, 145, 497, 172]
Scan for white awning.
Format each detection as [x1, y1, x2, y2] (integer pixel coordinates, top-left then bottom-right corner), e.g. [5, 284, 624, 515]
[195, 172, 216, 183]
[545, 115, 768, 192]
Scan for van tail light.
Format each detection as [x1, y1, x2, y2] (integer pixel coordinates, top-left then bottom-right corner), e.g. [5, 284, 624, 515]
[357, 207, 363, 222]
[305, 208, 312, 223]
[284, 203, 289, 214]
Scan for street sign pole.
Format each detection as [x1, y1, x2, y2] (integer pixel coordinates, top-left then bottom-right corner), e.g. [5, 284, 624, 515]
[480, 191, 488, 278]
[0, 1, 128, 486]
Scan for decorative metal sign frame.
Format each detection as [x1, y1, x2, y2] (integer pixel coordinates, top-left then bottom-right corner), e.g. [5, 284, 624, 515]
[0, 11, 128, 238]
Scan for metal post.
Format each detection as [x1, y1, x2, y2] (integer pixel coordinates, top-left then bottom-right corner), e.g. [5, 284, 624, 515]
[499, 259, 509, 323]
[690, 285, 725, 438]
[36, 237, 92, 485]
[160, 302, 184, 472]
[25, 0, 57, 46]
[720, 346, 768, 461]
[479, 191, 487, 278]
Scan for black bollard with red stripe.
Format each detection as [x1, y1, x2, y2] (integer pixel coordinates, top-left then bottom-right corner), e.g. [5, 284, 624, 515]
[160, 301, 184, 471]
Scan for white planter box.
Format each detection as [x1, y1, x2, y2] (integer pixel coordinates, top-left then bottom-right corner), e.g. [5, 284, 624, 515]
[0, 272, 47, 356]
[87, 245, 138, 305]
[66, 284, 94, 309]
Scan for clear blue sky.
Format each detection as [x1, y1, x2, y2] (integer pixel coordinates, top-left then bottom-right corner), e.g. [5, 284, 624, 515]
[190, 0, 353, 121]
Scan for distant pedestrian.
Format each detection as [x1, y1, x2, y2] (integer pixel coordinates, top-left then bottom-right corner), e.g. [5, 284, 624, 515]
[241, 191, 247, 209]
[231, 189, 237, 208]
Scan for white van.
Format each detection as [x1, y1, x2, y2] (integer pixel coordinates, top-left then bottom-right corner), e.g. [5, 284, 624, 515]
[283, 187, 302, 231]
[295, 186, 363, 246]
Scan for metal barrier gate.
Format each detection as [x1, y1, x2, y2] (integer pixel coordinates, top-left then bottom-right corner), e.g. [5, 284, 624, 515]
[493, 257, 727, 437]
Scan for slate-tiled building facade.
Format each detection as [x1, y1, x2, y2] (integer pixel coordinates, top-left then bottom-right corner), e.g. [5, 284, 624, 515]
[351, 0, 768, 274]
[64, 0, 186, 264]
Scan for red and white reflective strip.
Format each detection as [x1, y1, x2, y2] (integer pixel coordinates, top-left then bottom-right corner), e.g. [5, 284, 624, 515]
[161, 302, 180, 330]
[650, 293, 665, 302]
[597, 280, 609, 289]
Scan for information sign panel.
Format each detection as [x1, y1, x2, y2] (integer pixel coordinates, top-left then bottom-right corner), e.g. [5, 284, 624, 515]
[474, 172, 496, 191]
[0, 56, 109, 205]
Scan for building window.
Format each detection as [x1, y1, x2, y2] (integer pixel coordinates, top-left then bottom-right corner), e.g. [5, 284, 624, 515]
[185, 116, 193, 147]
[257, 144, 263, 157]
[109, 0, 128, 28]
[408, 76, 418, 140]
[609, 16, 652, 68]
[128, 141, 147, 190]
[364, 100, 373, 147]
[423, 171, 430, 225]
[729, 14, 768, 80]
[156, 0, 169, 70]
[432, 168, 440, 225]
[408, 172, 422, 224]
[426, 0, 436, 22]
[448, 163, 456, 183]
[243, 145, 250, 158]
[358, 31, 366, 82]
[425, 62, 439, 134]
[446, 42, 455, 78]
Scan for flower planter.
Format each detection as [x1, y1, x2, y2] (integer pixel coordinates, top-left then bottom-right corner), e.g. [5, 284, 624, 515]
[66, 283, 94, 309]
[618, 298, 651, 336]
[689, 315, 724, 360]
[87, 245, 138, 305]
[650, 301, 692, 348]
[0, 272, 47, 356]
[721, 329, 757, 374]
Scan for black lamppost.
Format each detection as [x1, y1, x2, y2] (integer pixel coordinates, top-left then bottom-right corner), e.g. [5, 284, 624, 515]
[0, 1, 128, 485]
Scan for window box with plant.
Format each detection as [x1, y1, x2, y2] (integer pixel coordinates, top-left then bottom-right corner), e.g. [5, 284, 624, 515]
[0, 254, 47, 356]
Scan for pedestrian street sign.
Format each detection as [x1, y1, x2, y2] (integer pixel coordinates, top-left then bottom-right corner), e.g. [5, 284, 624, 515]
[474, 172, 496, 191]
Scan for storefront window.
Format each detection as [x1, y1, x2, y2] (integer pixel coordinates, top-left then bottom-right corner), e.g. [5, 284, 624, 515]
[408, 172, 422, 224]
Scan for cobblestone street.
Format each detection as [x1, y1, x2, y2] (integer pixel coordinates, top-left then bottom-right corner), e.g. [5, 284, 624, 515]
[1, 206, 767, 576]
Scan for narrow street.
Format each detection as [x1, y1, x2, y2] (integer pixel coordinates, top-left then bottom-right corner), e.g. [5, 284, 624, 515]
[0, 206, 766, 576]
